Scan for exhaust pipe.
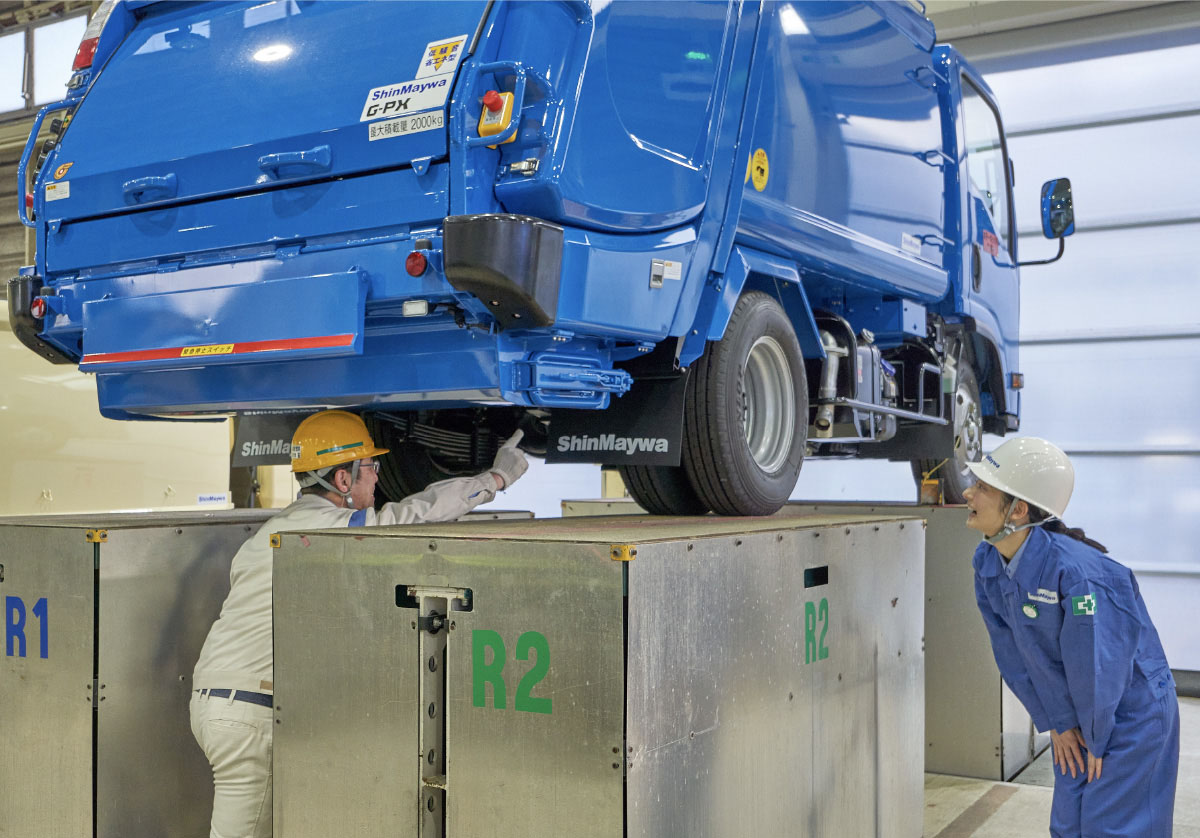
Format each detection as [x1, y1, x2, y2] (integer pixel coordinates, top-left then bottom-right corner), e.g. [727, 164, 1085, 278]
[814, 330, 846, 438]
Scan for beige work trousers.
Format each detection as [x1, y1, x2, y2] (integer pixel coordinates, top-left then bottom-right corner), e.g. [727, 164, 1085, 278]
[189, 690, 274, 838]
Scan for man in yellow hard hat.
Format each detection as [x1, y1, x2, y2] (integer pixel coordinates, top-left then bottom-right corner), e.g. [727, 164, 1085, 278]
[189, 409, 527, 838]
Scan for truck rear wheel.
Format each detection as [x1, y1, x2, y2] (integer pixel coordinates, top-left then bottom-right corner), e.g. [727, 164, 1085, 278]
[912, 364, 982, 504]
[619, 464, 710, 515]
[682, 292, 807, 516]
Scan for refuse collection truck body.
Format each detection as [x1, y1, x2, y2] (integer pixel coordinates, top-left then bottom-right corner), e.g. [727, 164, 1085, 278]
[10, 0, 1074, 515]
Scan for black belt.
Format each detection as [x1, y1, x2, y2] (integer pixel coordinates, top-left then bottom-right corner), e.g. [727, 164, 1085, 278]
[197, 688, 273, 708]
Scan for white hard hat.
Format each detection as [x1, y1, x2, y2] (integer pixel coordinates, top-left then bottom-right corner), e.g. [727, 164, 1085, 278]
[966, 437, 1074, 519]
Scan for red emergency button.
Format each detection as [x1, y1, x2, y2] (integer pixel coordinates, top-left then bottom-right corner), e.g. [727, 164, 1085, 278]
[29, 296, 47, 319]
[483, 90, 504, 112]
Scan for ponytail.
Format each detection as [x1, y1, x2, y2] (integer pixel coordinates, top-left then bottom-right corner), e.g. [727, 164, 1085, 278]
[1028, 506, 1108, 554]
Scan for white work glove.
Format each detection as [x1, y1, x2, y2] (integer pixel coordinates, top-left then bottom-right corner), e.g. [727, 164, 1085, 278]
[489, 430, 529, 490]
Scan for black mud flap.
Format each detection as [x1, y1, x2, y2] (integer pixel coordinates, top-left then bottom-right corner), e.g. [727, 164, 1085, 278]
[7, 276, 74, 365]
[443, 214, 563, 330]
[546, 373, 688, 466]
[232, 411, 311, 467]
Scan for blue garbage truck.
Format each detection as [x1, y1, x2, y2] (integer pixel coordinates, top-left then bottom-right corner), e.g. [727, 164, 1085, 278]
[9, 0, 1074, 515]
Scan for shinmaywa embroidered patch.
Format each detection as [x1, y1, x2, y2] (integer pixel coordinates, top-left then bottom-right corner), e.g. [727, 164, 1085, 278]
[1071, 593, 1097, 616]
[1022, 603, 1039, 619]
[1027, 588, 1059, 604]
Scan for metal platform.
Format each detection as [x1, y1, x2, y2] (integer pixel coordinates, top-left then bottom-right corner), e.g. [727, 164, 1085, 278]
[272, 513, 926, 838]
[0, 509, 273, 838]
[563, 498, 1048, 781]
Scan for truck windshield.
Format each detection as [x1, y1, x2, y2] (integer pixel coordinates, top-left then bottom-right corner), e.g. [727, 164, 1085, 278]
[961, 76, 1013, 256]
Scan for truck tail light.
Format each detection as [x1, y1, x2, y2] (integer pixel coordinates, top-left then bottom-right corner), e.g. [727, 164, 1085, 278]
[72, 1, 118, 71]
[405, 251, 428, 277]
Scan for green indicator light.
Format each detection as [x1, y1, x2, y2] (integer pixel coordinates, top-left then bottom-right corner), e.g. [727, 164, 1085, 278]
[685, 50, 711, 61]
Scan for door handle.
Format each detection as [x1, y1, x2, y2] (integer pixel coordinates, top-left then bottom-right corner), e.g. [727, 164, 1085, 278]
[122, 173, 178, 205]
[257, 144, 332, 179]
[972, 243, 982, 292]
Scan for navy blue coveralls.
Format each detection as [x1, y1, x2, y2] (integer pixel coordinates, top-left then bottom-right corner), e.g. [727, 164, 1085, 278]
[974, 526, 1179, 837]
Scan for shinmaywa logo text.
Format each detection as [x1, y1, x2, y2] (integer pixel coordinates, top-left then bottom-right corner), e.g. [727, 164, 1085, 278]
[557, 434, 669, 455]
[241, 439, 291, 457]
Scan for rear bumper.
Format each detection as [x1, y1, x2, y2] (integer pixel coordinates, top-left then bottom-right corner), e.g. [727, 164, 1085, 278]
[7, 275, 74, 365]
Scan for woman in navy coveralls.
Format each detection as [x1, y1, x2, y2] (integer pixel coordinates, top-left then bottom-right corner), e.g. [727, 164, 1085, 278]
[964, 437, 1178, 837]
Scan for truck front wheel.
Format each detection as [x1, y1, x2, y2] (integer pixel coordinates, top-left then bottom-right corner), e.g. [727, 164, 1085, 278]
[682, 292, 807, 516]
[912, 364, 983, 504]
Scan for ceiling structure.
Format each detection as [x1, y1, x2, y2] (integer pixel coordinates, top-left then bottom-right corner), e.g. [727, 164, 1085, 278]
[0, 1, 90, 33]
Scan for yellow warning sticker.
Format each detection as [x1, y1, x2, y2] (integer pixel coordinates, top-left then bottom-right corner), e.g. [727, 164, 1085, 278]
[751, 148, 769, 192]
[54, 162, 73, 180]
[180, 344, 234, 358]
[416, 35, 468, 79]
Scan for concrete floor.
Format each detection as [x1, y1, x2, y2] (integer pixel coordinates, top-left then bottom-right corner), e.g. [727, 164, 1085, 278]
[924, 696, 1200, 837]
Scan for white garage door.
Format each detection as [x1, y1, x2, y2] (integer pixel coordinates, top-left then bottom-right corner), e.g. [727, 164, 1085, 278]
[952, 15, 1200, 673]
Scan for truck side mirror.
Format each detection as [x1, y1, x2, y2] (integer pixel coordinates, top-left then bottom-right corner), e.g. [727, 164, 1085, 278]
[1040, 178, 1074, 239]
[1019, 177, 1074, 267]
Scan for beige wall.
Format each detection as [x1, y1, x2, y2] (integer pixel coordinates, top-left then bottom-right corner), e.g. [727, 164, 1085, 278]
[1, 310, 231, 516]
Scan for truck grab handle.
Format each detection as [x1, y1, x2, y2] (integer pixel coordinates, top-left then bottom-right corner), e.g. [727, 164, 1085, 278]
[17, 100, 75, 228]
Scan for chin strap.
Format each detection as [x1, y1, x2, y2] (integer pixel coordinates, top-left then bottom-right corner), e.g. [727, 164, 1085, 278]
[307, 460, 363, 508]
[985, 497, 1057, 545]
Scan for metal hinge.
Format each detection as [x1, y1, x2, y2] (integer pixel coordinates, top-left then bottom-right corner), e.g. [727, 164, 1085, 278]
[506, 158, 539, 177]
[610, 545, 638, 562]
[85, 529, 107, 543]
[407, 584, 469, 837]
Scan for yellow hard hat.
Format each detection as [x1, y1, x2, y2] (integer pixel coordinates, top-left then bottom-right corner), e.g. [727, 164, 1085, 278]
[290, 410, 390, 473]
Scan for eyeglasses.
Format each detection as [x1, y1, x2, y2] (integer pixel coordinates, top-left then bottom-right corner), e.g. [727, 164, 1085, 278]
[360, 460, 380, 474]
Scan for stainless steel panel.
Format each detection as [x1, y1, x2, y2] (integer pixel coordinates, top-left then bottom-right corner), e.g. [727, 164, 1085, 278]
[0, 511, 272, 838]
[624, 519, 924, 838]
[444, 540, 625, 838]
[0, 524, 95, 838]
[273, 536, 422, 836]
[96, 518, 266, 837]
[276, 513, 923, 837]
[853, 520, 925, 838]
[777, 503, 1040, 780]
[274, 528, 626, 838]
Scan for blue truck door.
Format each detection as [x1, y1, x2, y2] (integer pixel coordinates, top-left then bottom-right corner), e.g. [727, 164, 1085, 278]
[735, 1, 949, 303]
[47, 0, 489, 222]
[957, 70, 1019, 416]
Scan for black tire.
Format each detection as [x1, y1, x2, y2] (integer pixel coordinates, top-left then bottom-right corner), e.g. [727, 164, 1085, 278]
[912, 364, 983, 504]
[619, 464, 710, 515]
[366, 415, 475, 504]
[682, 291, 808, 516]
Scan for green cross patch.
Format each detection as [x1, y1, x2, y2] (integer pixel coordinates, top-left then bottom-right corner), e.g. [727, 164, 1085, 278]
[1071, 593, 1097, 616]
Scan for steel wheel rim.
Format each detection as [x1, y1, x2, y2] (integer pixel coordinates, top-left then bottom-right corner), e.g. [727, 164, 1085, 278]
[953, 378, 983, 479]
[742, 336, 795, 474]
